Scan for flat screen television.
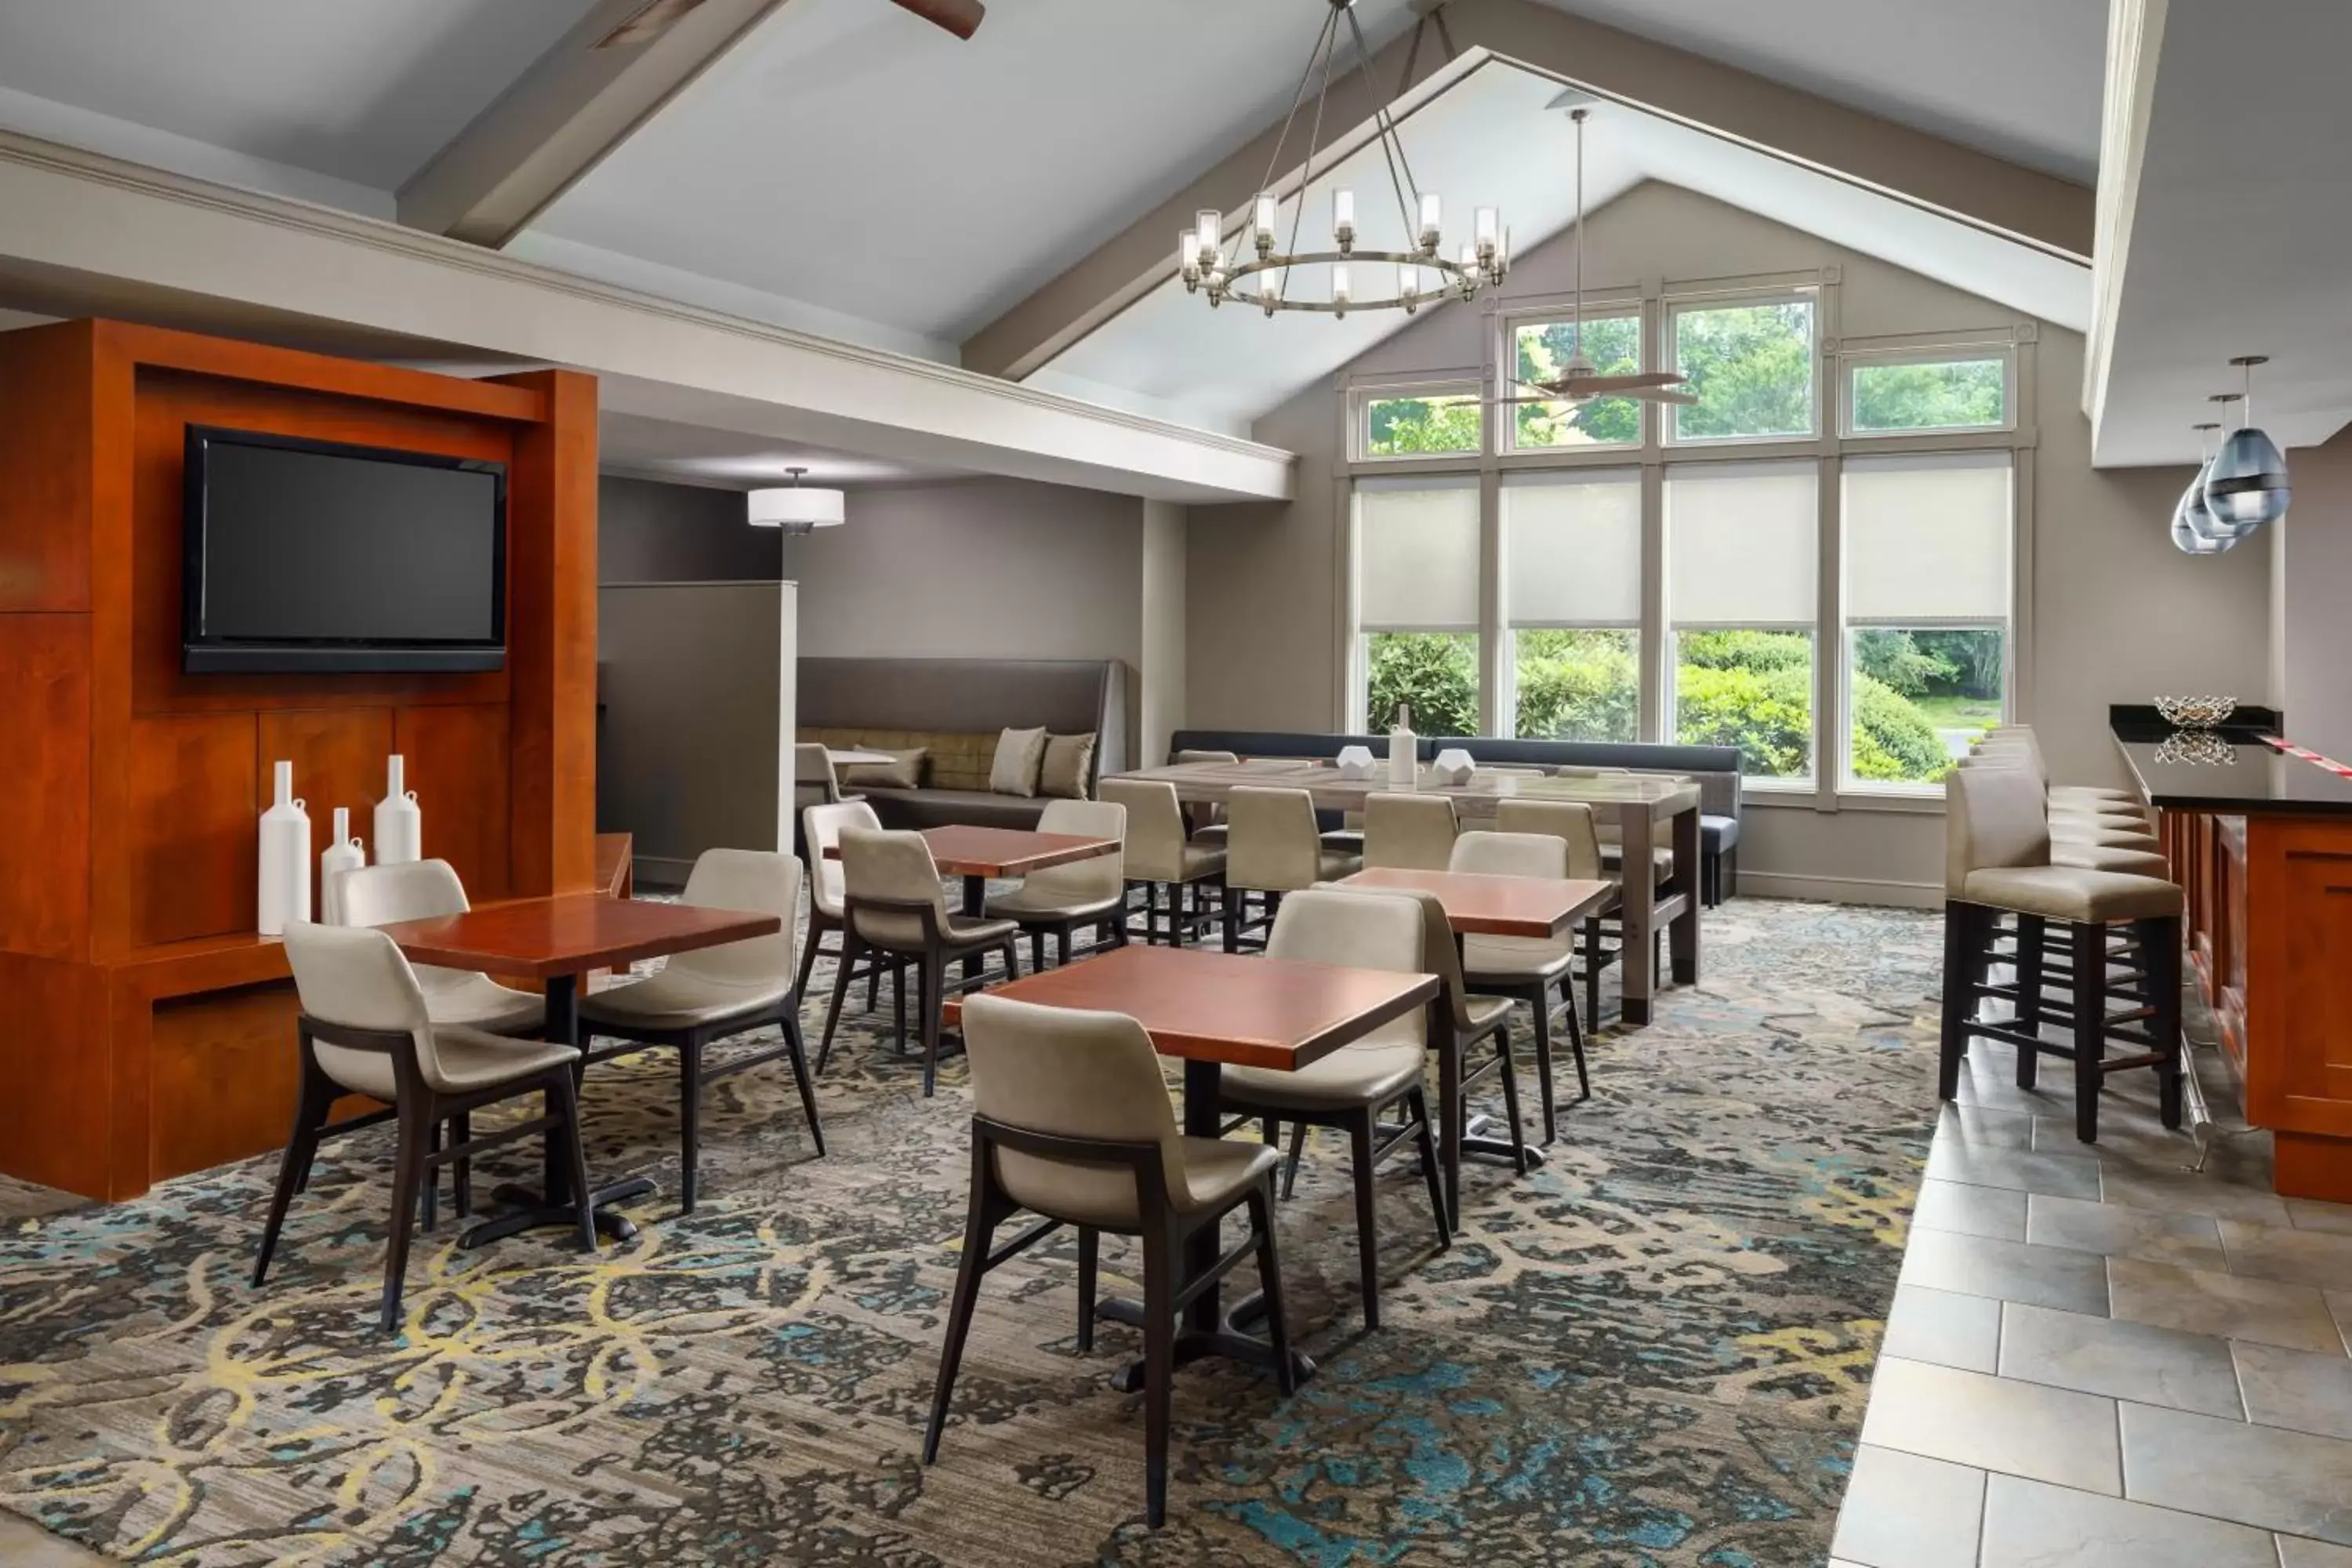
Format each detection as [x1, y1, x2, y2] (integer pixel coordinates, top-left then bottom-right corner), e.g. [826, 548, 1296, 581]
[182, 426, 507, 673]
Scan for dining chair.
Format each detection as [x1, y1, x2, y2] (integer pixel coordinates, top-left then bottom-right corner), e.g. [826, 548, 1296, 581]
[1101, 778, 1226, 946]
[336, 860, 546, 1036]
[256, 921, 593, 1334]
[1173, 748, 1240, 846]
[801, 800, 912, 1055]
[987, 798, 1129, 969]
[576, 849, 824, 1212]
[1218, 887, 1448, 1330]
[1222, 786, 1362, 952]
[1362, 792, 1458, 871]
[826, 828, 1021, 1097]
[1494, 797, 1620, 1043]
[792, 743, 849, 858]
[1449, 829, 1591, 1143]
[926, 993, 1294, 1530]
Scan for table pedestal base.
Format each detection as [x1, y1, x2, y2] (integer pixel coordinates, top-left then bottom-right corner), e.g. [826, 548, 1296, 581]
[1461, 1112, 1548, 1171]
[461, 1174, 655, 1248]
[1094, 1294, 1315, 1390]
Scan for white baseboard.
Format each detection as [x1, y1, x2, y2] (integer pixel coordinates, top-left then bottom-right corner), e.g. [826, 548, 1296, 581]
[1734, 870, 1942, 909]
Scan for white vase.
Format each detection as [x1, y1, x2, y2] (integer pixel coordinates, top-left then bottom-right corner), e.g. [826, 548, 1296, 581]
[320, 807, 365, 925]
[257, 760, 311, 936]
[1387, 703, 1418, 792]
[375, 754, 422, 866]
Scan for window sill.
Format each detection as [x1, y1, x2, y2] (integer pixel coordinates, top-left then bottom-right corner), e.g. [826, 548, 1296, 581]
[1741, 787, 1946, 815]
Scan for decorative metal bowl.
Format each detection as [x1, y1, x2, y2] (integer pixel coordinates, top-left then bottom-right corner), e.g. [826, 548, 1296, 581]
[2154, 695, 2237, 729]
[2152, 730, 2238, 767]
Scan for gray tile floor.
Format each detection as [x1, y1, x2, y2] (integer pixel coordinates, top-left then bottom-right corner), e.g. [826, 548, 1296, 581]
[1835, 1030, 2352, 1567]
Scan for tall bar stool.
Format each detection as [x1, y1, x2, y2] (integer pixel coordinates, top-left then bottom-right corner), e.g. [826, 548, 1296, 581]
[1362, 792, 1458, 870]
[1102, 778, 1225, 946]
[988, 798, 1129, 970]
[1939, 764, 2185, 1142]
[1222, 786, 1361, 952]
[1173, 749, 1240, 846]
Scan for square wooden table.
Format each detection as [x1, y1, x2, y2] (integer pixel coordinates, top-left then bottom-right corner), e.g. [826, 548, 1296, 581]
[378, 893, 781, 1246]
[830, 824, 1120, 978]
[945, 943, 1437, 1387]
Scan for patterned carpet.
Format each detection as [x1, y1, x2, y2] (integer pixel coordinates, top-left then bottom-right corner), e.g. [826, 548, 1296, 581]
[0, 898, 1939, 1566]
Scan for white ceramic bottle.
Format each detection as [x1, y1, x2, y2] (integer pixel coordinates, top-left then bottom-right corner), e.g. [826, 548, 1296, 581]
[1387, 701, 1418, 792]
[375, 754, 422, 865]
[320, 807, 365, 924]
[257, 760, 311, 935]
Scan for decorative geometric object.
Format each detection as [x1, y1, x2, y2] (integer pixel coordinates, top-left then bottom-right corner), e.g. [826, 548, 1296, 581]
[1333, 745, 1377, 781]
[2152, 731, 2238, 767]
[1431, 747, 1478, 786]
[2153, 695, 2238, 729]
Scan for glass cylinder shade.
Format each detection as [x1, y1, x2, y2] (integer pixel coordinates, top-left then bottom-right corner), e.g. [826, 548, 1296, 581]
[2203, 426, 2290, 532]
[1195, 209, 1221, 257]
[1397, 264, 1419, 301]
[1254, 193, 1278, 241]
[1418, 192, 1442, 246]
[748, 485, 845, 530]
[1334, 188, 1356, 245]
[2171, 470, 2232, 555]
[1178, 230, 1200, 271]
[1330, 265, 1351, 307]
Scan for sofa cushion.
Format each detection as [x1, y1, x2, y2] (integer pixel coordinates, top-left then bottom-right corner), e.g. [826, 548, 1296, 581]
[800, 727, 1000, 791]
[1040, 731, 1096, 800]
[840, 746, 925, 789]
[856, 786, 1051, 832]
[991, 727, 1050, 797]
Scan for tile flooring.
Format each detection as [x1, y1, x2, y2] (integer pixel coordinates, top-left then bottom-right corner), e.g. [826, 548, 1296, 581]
[1834, 1034, 2352, 1566]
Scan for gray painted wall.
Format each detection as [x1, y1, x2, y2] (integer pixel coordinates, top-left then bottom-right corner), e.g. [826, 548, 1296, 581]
[600, 474, 782, 583]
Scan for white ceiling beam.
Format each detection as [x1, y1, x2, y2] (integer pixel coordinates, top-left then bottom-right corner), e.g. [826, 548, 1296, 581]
[397, 0, 789, 249]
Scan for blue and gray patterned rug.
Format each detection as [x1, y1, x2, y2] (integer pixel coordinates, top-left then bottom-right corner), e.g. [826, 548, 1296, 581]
[0, 898, 1938, 1566]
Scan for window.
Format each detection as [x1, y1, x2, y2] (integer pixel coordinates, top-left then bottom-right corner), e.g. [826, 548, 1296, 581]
[1842, 452, 2013, 786]
[1507, 313, 1642, 449]
[1502, 470, 1641, 741]
[1670, 296, 1817, 443]
[1354, 478, 1481, 732]
[1849, 350, 2010, 434]
[1360, 389, 1483, 458]
[1667, 461, 1820, 780]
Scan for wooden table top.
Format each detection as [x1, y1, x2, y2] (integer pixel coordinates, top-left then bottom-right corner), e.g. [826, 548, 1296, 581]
[824, 824, 1119, 878]
[941, 944, 1438, 1072]
[377, 894, 779, 978]
[1111, 760, 1700, 820]
[1338, 868, 1617, 937]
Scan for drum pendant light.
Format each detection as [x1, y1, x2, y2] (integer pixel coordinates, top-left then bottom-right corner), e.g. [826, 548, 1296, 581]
[2204, 356, 2290, 534]
[2172, 421, 2234, 556]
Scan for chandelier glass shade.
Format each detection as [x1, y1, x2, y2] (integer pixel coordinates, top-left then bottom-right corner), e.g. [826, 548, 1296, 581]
[1177, 0, 1508, 318]
[2201, 358, 2290, 535]
[2172, 422, 2234, 555]
[748, 468, 846, 535]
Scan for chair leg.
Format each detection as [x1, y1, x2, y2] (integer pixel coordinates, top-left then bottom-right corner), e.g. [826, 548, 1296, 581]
[1347, 1111, 1381, 1330]
[253, 1051, 336, 1288]
[1222, 887, 1242, 953]
[1260, 1115, 1278, 1147]
[1029, 929, 1046, 975]
[793, 912, 825, 1008]
[1493, 1034, 1531, 1175]
[2071, 921, 2105, 1143]
[1247, 1181, 1298, 1397]
[1076, 1226, 1098, 1352]
[1055, 927, 1071, 967]
[1281, 1120, 1307, 1200]
[1560, 978, 1591, 1105]
[923, 1156, 994, 1465]
[678, 1036, 703, 1214]
[423, 1120, 441, 1232]
[1140, 1218, 1175, 1529]
[817, 931, 862, 1076]
[1408, 1087, 1449, 1250]
[1583, 918, 1603, 1028]
[1938, 902, 1972, 1101]
[919, 958, 944, 1099]
[2145, 916, 2185, 1130]
[893, 956, 909, 1051]
[781, 1009, 826, 1157]
[865, 951, 880, 1013]
[450, 1110, 473, 1221]
[379, 1095, 434, 1336]
[1526, 984, 1558, 1146]
[2016, 914, 2047, 1088]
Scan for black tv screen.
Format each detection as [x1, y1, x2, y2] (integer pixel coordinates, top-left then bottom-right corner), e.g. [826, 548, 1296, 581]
[182, 426, 507, 673]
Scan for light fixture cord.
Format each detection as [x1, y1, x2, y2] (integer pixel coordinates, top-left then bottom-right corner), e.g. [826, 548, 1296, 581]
[1280, 16, 1341, 307]
[1244, 3, 1341, 276]
[1341, 2, 1425, 239]
[2242, 360, 2256, 430]
[1573, 108, 1585, 364]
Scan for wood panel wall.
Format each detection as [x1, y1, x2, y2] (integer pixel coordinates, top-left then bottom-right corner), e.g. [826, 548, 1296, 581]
[0, 319, 597, 1199]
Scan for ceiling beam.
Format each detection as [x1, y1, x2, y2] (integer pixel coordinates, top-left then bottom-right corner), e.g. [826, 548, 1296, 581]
[397, 0, 789, 249]
[960, 0, 2094, 381]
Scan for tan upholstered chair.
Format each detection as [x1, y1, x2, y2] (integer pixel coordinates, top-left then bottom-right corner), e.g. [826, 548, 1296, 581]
[336, 860, 545, 1036]
[256, 921, 591, 1334]
[1101, 778, 1225, 946]
[826, 828, 1020, 1096]
[1982, 726, 2143, 810]
[1363, 792, 1458, 871]
[792, 744, 850, 856]
[1222, 786, 1363, 950]
[1940, 764, 2184, 1142]
[1962, 750, 2158, 850]
[577, 850, 823, 1211]
[1496, 797, 1620, 1032]
[800, 800, 909, 1045]
[1218, 888, 1447, 1329]
[925, 993, 1294, 1529]
[1449, 829, 1591, 1142]
[988, 798, 1129, 968]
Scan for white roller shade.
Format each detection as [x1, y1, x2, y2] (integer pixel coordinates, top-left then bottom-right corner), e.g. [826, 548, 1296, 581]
[1503, 469, 1641, 626]
[1666, 460, 1818, 626]
[1356, 477, 1480, 631]
[1843, 452, 2013, 620]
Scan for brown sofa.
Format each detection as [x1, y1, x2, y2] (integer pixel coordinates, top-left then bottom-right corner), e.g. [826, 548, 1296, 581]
[798, 657, 1128, 830]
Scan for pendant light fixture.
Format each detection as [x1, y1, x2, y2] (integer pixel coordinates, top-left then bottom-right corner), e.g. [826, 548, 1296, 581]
[748, 467, 846, 535]
[2203, 355, 2290, 533]
[2172, 422, 2234, 556]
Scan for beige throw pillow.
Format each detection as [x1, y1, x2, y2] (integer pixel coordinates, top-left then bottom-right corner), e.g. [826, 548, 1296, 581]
[989, 727, 1050, 797]
[1039, 731, 1096, 800]
[840, 747, 925, 789]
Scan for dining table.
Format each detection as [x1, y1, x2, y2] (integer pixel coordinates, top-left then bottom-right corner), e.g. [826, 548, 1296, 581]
[944, 942, 1437, 1388]
[376, 892, 782, 1247]
[1110, 757, 1703, 1023]
[831, 822, 1120, 980]
[1339, 866, 1615, 1223]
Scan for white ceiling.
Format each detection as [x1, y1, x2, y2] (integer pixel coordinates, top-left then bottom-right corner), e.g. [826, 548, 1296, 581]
[1528, 0, 2107, 183]
[0, 0, 600, 191]
[600, 410, 960, 488]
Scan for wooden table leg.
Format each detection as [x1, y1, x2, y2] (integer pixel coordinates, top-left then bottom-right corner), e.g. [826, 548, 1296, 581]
[1621, 800, 1659, 1025]
[1671, 803, 1702, 985]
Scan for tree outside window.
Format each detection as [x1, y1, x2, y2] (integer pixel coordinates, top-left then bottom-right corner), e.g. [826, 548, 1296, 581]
[1674, 630, 1813, 779]
[1849, 628, 2005, 782]
[1673, 299, 1816, 441]
[1850, 356, 2007, 434]
[1363, 632, 1479, 734]
[1511, 315, 1642, 448]
[1512, 629, 1639, 742]
[1364, 393, 1482, 456]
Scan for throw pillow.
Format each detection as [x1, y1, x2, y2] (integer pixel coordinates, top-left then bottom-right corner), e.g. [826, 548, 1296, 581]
[840, 747, 925, 789]
[1039, 731, 1097, 800]
[989, 727, 1050, 797]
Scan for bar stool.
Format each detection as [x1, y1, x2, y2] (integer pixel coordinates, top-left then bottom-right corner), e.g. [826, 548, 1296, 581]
[1222, 786, 1361, 951]
[1101, 779, 1225, 946]
[1939, 764, 2185, 1142]
[1173, 749, 1240, 846]
[1362, 792, 1458, 870]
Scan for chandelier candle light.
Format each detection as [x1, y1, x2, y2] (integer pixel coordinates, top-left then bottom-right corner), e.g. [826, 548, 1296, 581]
[1178, 0, 1508, 318]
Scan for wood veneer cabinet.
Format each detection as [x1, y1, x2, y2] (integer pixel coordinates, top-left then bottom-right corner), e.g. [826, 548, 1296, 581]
[0, 321, 598, 1199]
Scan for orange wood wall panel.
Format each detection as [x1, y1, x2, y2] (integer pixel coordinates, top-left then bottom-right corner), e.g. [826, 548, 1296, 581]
[0, 615, 93, 958]
[0, 953, 110, 1195]
[148, 982, 310, 1180]
[255, 707, 396, 898]
[396, 704, 513, 900]
[127, 713, 259, 946]
[0, 321, 97, 613]
[2264, 828, 2352, 1136]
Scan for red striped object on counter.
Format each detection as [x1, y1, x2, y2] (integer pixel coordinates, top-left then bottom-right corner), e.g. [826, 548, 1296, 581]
[2262, 736, 2352, 778]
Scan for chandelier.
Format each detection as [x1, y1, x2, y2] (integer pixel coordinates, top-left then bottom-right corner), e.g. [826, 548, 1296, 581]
[1178, 0, 1508, 319]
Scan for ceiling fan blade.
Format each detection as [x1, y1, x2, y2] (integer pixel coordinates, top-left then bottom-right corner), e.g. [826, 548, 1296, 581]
[889, 0, 985, 37]
[1563, 371, 1691, 395]
[593, 0, 710, 49]
[1628, 387, 1699, 407]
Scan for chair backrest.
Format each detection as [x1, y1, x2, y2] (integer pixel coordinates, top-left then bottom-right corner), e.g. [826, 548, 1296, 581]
[963, 993, 1185, 1223]
[670, 849, 802, 989]
[1495, 799, 1604, 881]
[1363, 792, 1457, 871]
[1022, 798, 1127, 901]
[1174, 749, 1240, 764]
[804, 799, 882, 916]
[334, 859, 485, 997]
[1265, 887, 1428, 1048]
[793, 742, 842, 808]
[282, 920, 445, 1093]
[1226, 785, 1326, 893]
[1945, 762, 2052, 894]
[1449, 829, 1570, 879]
[1481, 765, 1549, 778]
[1392, 886, 1480, 1033]
[840, 827, 949, 945]
[1099, 778, 1189, 881]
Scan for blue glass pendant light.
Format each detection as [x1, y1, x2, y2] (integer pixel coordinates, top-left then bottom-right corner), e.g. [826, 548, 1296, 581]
[2172, 420, 2234, 555]
[2204, 355, 2290, 533]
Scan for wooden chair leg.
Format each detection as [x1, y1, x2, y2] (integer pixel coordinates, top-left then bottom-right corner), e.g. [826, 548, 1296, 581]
[920, 957, 947, 1098]
[817, 931, 862, 1076]
[865, 950, 881, 1013]
[1246, 1181, 1298, 1396]
[1055, 927, 1071, 967]
[1493, 1034, 1531, 1175]
[2016, 914, 2047, 1087]
[1029, 929, 1046, 975]
[379, 1095, 434, 1336]
[1140, 1218, 1175, 1529]
[1583, 918, 1603, 1027]
[678, 1036, 703, 1214]
[2071, 921, 2105, 1143]
[423, 1120, 441, 1232]
[781, 1010, 826, 1157]
[1076, 1226, 1098, 1351]
[451, 1110, 473, 1221]
[793, 913, 824, 1007]
[1222, 887, 1243, 953]
[923, 1149, 995, 1465]
[1525, 985, 1558, 1145]
[1408, 1087, 1449, 1249]
[1938, 902, 1971, 1100]
[1281, 1120, 1307, 1200]
[893, 956, 909, 1051]
[1559, 978, 1591, 1105]
[253, 1050, 336, 1287]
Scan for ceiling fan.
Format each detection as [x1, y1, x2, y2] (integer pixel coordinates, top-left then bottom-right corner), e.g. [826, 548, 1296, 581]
[595, 0, 984, 49]
[1494, 94, 1694, 417]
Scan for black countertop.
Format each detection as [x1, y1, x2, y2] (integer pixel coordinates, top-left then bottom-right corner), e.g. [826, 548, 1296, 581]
[2111, 705, 2352, 815]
